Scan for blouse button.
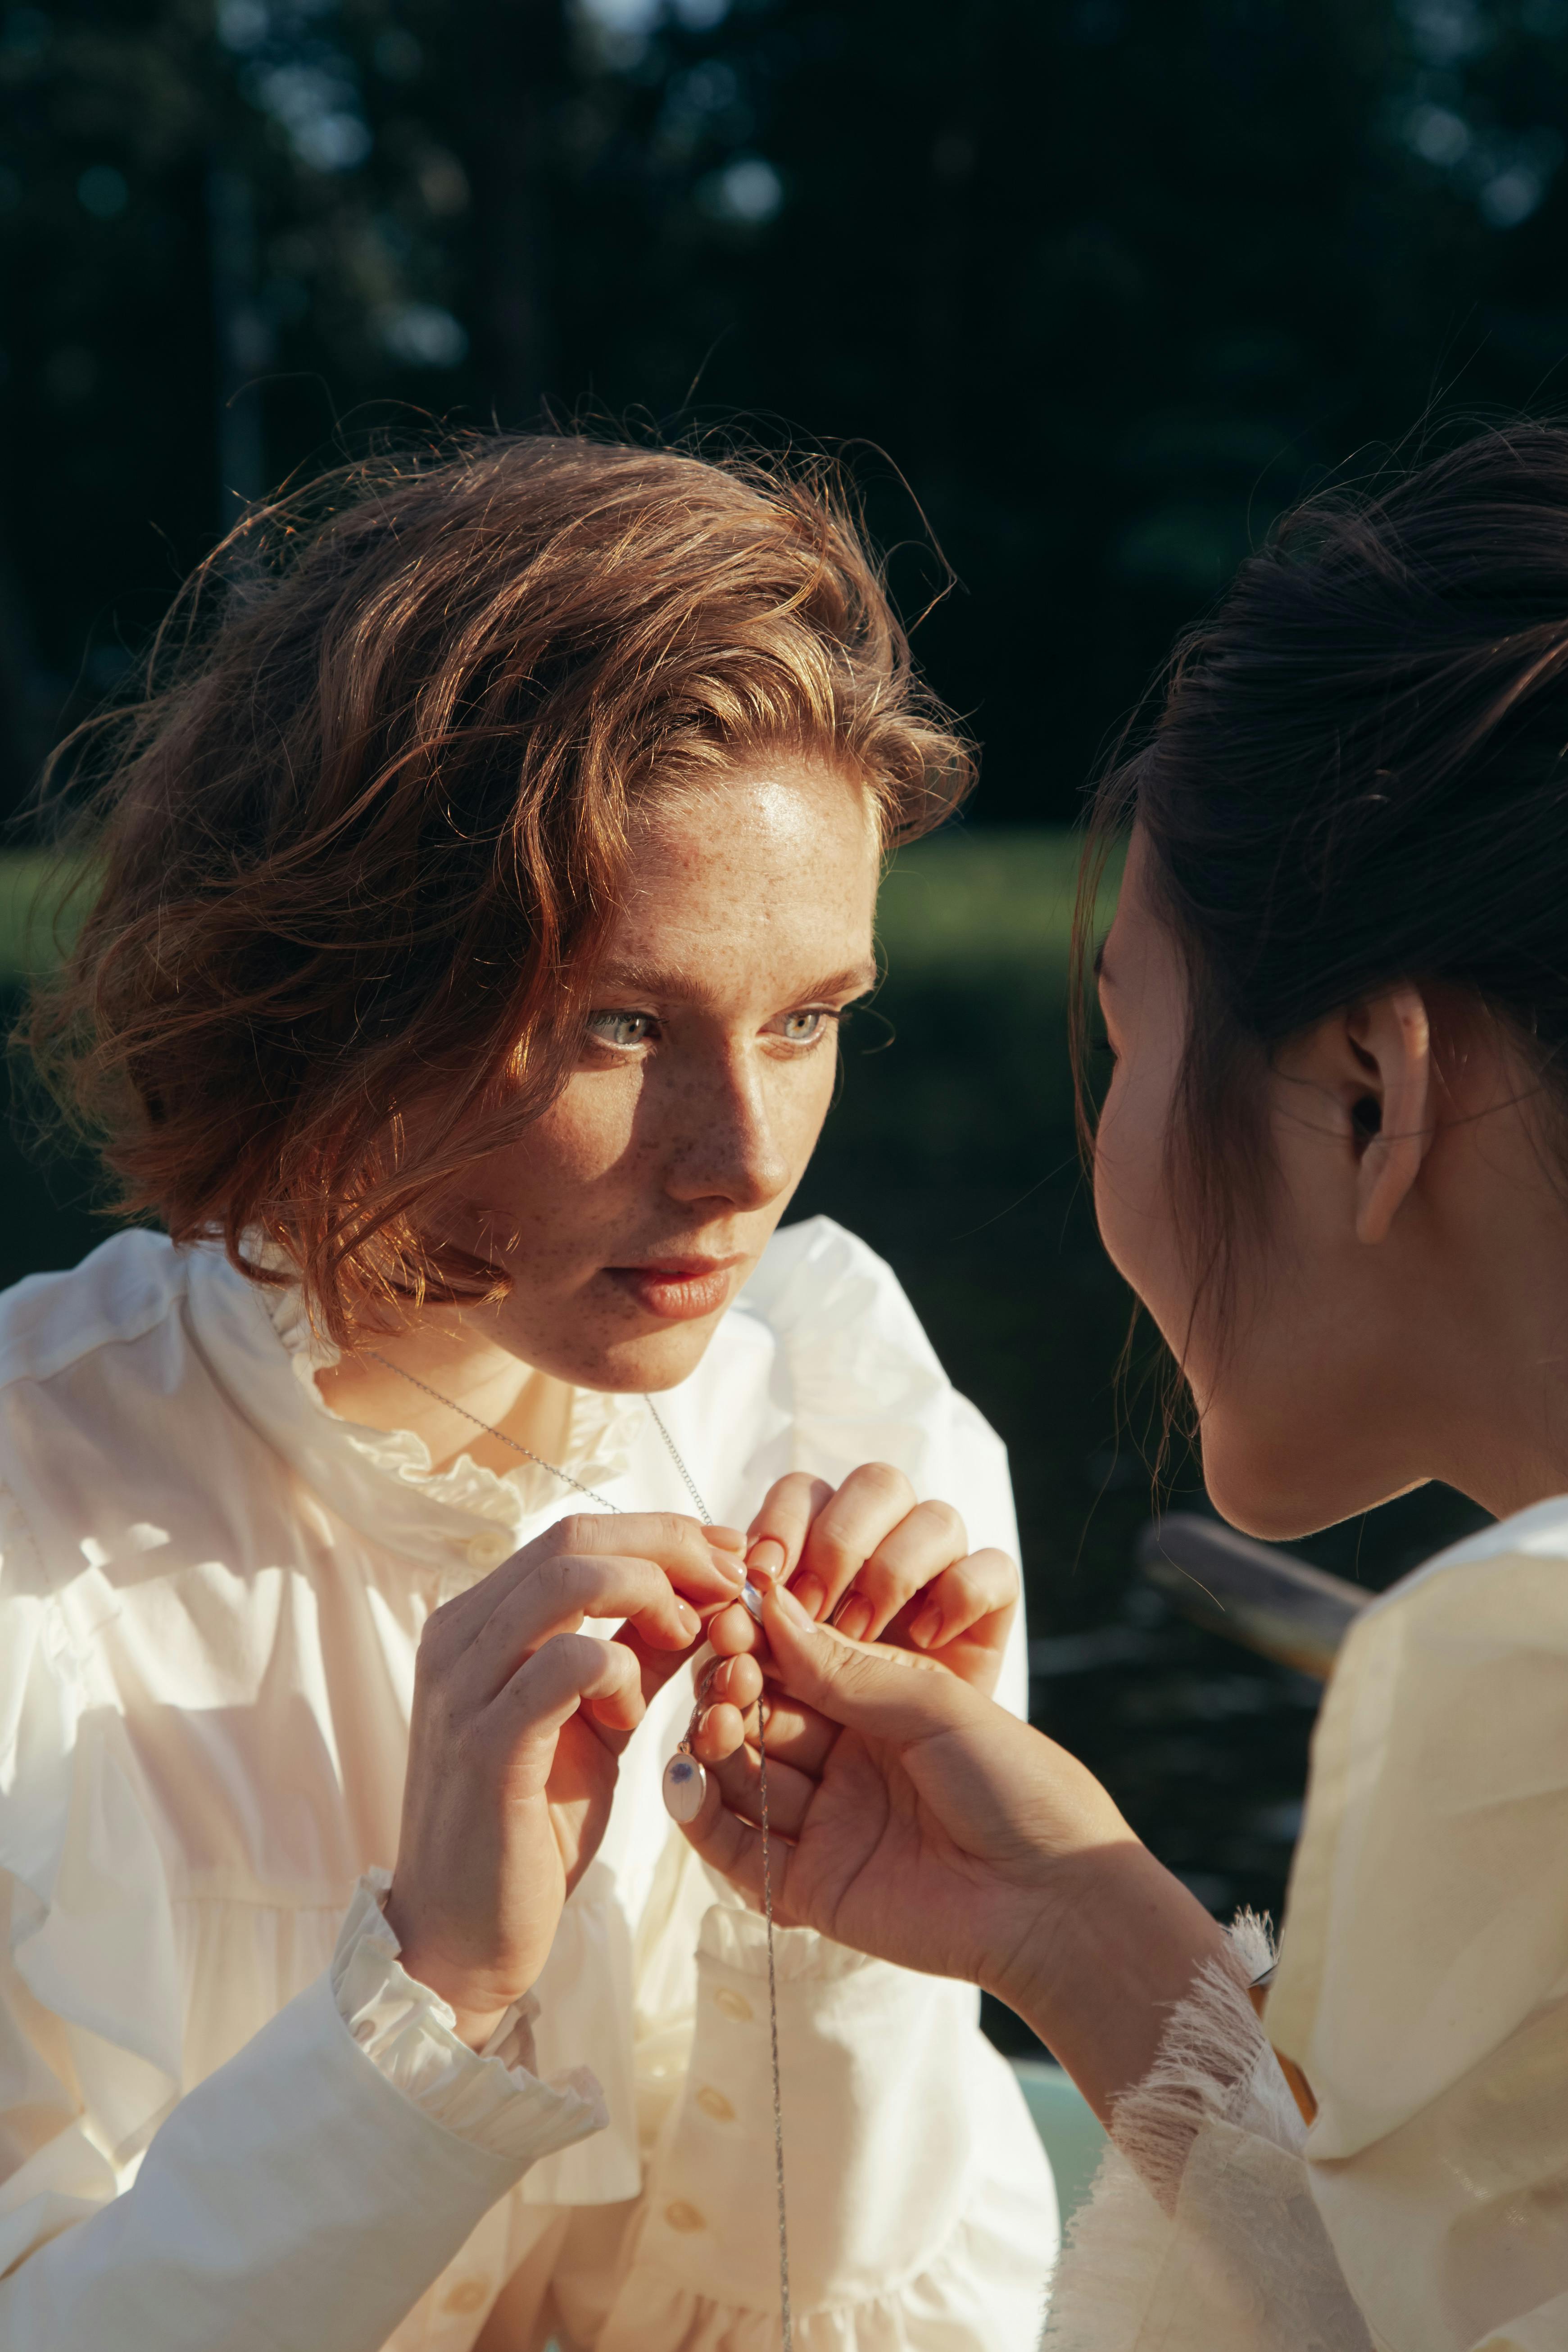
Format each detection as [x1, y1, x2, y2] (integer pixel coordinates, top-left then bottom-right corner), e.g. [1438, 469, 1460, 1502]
[713, 1986, 752, 2023]
[665, 2200, 706, 2234]
[442, 2278, 490, 2315]
[696, 2084, 734, 2122]
[466, 1529, 513, 1572]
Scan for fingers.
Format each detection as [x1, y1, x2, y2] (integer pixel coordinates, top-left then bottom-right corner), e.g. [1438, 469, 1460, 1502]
[690, 1676, 834, 1771]
[698, 1650, 765, 1707]
[680, 1763, 775, 1909]
[688, 1650, 764, 1765]
[792, 1464, 920, 1626]
[759, 1582, 975, 1746]
[435, 1550, 705, 1704]
[705, 1731, 820, 1838]
[495, 1629, 647, 1747]
[835, 1497, 971, 1643]
[747, 1472, 1012, 1663]
[706, 1591, 767, 1663]
[745, 1474, 834, 1588]
[904, 1547, 1019, 1656]
[436, 1512, 747, 1645]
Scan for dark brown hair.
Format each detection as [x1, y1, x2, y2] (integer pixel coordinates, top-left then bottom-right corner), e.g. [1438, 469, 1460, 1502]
[27, 431, 972, 1345]
[1079, 419, 1568, 1321]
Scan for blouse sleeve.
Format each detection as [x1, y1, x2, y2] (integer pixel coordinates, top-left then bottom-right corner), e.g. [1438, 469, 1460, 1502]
[1043, 1918, 1372, 2352]
[1049, 1516, 1568, 2352]
[580, 1902, 1057, 2352]
[0, 1867, 605, 2352]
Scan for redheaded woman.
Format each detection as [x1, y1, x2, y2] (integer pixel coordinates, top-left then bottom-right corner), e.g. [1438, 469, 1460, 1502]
[0, 439, 1052, 2349]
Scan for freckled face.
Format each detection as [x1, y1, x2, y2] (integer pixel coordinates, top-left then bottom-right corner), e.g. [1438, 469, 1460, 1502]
[443, 763, 880, 1392]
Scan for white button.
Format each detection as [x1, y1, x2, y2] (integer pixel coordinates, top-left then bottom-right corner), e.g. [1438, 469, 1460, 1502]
[665, 2200, 706, 2233]
[713, 1986, 752, 2023]
[466, 1530, 512, 1572]
[442, 2277, 491, 2315]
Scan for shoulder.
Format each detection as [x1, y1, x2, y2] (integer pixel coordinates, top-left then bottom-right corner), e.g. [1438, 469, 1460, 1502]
[729, 1216, 1008, 1501]
[0, 1231, 202, 1599]
[0, 1226, 189, 1393]
[736, 1215, 941, 1368]
[1269, 1494, 1568, 2153]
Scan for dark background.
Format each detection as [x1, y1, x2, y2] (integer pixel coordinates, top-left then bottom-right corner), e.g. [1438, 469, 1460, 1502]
[0, 0, 1547, 2042]
[9, 0, 1568, 812]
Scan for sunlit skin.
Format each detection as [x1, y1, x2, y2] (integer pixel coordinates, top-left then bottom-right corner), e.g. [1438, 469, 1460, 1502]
[322, 763, 883, 1463]
[685, 818, 1568, 2130]
[1093, 827, 1568, 1536]
[321, 764, 1019, 2044]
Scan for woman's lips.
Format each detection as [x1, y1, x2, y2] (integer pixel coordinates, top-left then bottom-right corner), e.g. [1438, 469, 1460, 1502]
[605, 1260, 738, 1320]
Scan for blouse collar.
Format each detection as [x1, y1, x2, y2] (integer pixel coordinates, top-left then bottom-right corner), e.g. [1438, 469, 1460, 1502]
[183, 1242, 645, 1574]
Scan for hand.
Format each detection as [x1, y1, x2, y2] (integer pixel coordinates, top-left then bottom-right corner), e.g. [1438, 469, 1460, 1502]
[386, 1512, 746, 2048]
[692, 1464, 1019, 1766]
[683, 1583, 1226, 2122]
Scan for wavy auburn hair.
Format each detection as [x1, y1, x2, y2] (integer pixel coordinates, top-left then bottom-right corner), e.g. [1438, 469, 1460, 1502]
[26, 432, 973, 1346]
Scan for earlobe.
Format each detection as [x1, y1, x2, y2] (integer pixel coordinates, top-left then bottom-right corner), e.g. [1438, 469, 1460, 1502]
[1350, 986, 1432, 1246]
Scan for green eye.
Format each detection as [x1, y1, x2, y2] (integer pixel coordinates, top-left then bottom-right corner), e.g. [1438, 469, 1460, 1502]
[588, 1011, 656, 1049]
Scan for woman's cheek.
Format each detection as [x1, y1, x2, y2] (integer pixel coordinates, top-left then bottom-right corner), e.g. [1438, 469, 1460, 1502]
[1093, 1066, 1165, 1297]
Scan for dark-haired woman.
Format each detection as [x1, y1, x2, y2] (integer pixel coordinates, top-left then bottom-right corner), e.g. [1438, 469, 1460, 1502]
[687, 422, 1568, 2352]
[0, 438, 1054, 2348]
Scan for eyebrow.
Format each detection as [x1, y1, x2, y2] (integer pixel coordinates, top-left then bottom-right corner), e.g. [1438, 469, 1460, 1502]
[591, 958, 879, 1003]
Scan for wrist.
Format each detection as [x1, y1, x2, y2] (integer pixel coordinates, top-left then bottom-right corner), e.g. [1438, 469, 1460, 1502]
[383, 1893, 517, 2053]
[987, 1839, 1227, 2124]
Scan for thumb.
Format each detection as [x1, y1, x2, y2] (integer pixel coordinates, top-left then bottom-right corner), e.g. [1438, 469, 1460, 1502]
[762, 1581, 973, 1745]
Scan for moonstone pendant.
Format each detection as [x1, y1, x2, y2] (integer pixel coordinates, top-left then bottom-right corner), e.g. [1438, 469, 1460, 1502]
[662, 1746, 707, 1824]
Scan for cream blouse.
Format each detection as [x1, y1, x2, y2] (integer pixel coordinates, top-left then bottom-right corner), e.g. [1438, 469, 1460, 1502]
[0, 1215, 1056, 2352]
[1046, 1497, 1568, 2352]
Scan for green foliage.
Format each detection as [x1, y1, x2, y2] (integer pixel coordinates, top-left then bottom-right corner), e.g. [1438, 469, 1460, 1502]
[8, 0, 1568, 819]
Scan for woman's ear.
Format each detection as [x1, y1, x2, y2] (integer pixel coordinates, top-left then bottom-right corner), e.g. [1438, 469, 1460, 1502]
[1345, 986, 1432, 1245]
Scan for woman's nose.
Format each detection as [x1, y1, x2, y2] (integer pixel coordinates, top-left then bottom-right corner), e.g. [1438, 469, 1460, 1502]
[662, 1066, 793, 1210]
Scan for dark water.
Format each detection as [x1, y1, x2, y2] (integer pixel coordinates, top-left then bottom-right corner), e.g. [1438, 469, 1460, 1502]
[0, 975, 1489, 2057]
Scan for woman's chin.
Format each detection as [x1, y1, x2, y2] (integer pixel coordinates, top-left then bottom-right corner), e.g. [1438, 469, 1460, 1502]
[520, 1314, 726, 1397]
[1199, 1430, 1407, 1545]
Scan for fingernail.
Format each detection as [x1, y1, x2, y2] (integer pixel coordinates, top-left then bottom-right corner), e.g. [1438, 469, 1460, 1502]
[748, 1537, 787, 1578]
[835, 1596, 872, 1643]
[677, 1602, 700, 1639]
[910, 1604, 942, 1650]
[709, 1548, 747, 1583]
[792, 1572, 825, 1621]
[774, 1582, 810, 1627]
[709, 1526, 746, 1551]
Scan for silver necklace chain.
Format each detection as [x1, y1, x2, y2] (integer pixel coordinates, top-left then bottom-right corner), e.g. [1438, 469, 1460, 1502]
[364, 1350, 793, 2351]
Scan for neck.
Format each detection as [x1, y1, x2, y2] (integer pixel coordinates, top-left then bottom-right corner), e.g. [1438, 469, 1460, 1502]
[1382, 1204, 1568, 1526]
[318, 1314, 578, 1479]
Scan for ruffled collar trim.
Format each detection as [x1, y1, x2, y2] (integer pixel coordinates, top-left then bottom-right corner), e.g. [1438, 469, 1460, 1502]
[260, 1271, 644, 1531]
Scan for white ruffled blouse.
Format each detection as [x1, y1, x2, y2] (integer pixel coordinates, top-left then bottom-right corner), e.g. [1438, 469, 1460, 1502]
[1046, 1497, 1568, 2352]
[0, 1215, 1056, 2351]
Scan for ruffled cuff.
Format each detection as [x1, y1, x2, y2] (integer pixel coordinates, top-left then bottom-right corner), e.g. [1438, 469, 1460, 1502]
[1043, 1916, 1371, 2352]
[330, 1870, 608, 2166]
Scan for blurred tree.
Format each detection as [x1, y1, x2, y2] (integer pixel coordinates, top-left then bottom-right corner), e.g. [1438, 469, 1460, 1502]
[5, 0, 1568, 818]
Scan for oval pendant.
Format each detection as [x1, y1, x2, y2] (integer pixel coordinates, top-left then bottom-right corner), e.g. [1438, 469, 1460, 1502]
[662, 1746, 707, 1824]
